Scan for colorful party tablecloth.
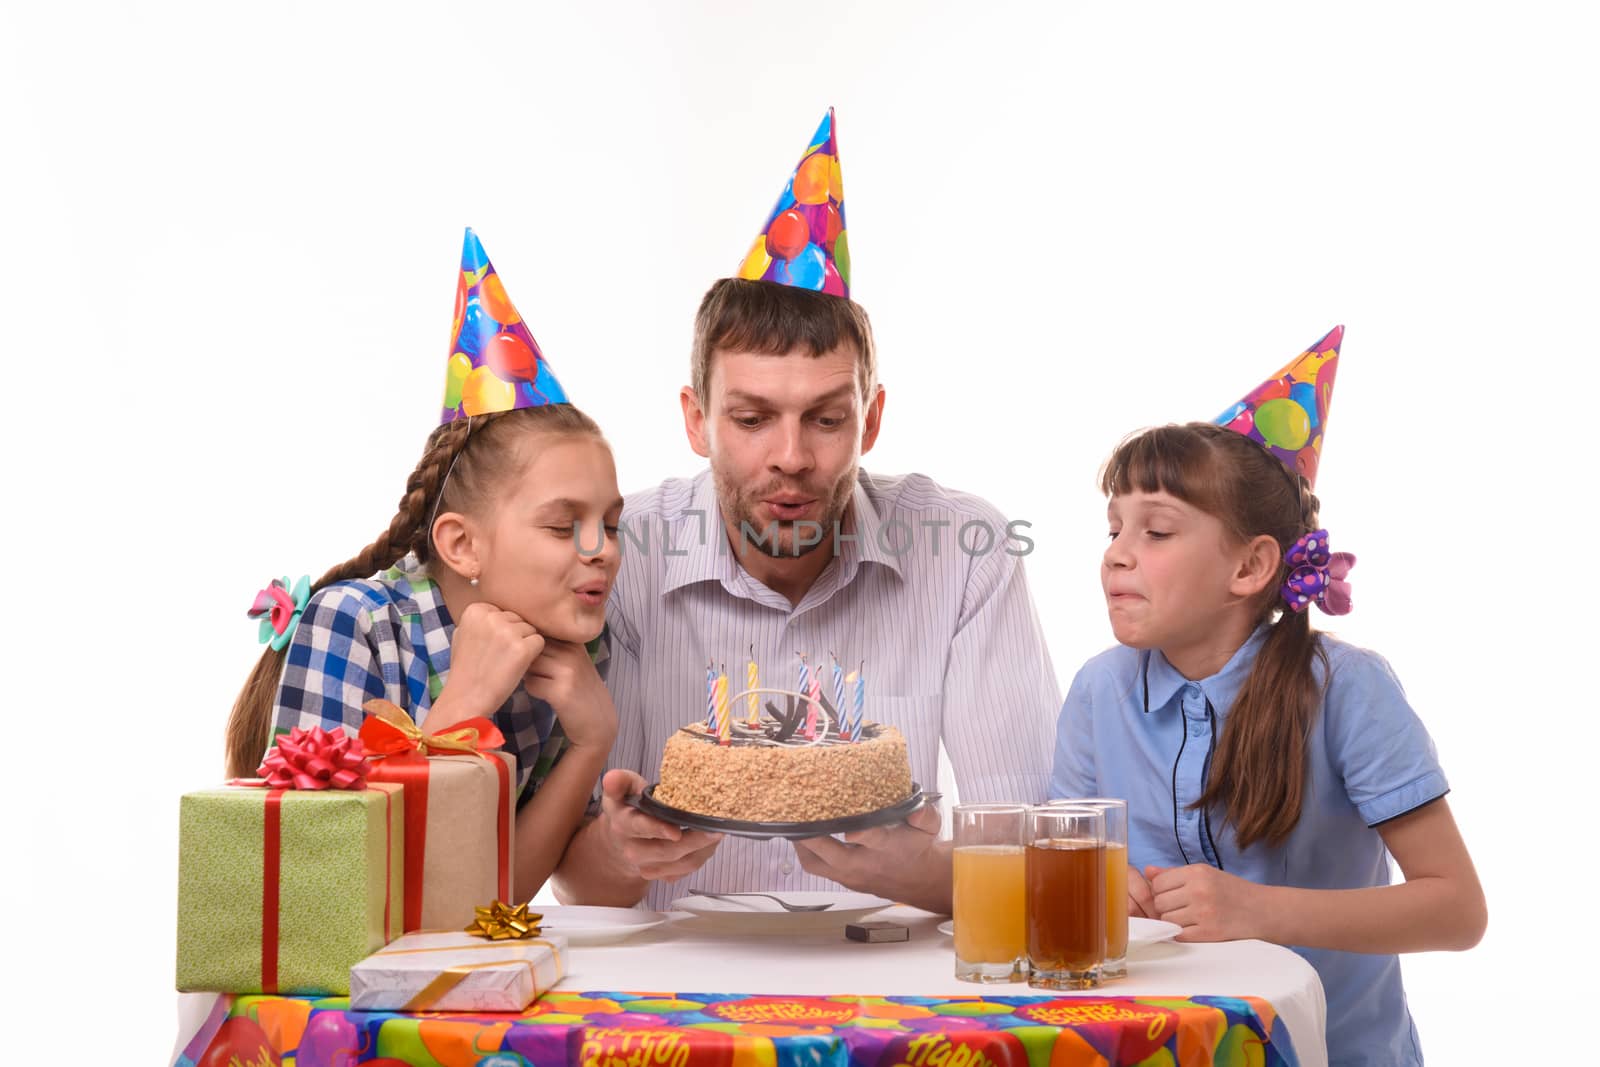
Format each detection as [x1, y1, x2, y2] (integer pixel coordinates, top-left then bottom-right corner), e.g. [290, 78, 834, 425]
[176, 989, 1297, 1067]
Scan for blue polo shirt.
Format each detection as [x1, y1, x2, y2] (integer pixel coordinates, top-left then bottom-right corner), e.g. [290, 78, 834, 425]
[1051, 629, 1449, 1067]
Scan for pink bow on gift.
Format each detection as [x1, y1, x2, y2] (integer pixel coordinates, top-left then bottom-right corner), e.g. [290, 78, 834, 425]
[1281, 529, 1356, 616]
[255, 726, 370, 790]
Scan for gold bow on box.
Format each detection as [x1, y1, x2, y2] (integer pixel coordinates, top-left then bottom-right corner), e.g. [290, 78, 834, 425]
[465, 900, 544, 941]
[359, 698, 506, 758]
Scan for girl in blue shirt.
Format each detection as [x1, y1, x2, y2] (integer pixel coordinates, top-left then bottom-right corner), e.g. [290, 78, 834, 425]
[1053, 416, 1485, 1067]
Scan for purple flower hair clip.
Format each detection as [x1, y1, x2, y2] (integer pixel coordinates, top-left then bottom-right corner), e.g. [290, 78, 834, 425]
[1281, 529, 1356, 616]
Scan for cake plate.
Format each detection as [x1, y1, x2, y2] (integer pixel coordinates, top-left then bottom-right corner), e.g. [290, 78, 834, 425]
[625, 783, 927, 840]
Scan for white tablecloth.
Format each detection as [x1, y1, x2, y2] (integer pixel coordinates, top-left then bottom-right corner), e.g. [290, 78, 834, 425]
[175, 904, 1327, 1067]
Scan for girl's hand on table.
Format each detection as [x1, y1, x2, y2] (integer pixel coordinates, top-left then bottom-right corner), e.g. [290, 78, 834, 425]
[1147, 863, 1265, 942]
[1127, 865, 1156, 918]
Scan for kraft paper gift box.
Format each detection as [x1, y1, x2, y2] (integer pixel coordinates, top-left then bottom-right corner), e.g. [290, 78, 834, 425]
[175, 780, 405, 995]
[360, 700, 518, 931]
[349, 930, 567, 1012]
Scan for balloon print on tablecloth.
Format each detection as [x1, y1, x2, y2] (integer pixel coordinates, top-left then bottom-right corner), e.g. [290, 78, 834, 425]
[198, 1016, 280, 1067]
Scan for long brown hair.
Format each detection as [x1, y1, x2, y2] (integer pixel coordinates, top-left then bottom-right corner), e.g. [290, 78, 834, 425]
[223, 403, 604, 778]
[1101, 421, 1327, 850]
[691, 278, 877, 405]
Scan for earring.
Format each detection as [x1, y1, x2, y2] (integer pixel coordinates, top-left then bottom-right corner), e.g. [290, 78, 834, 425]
[469, 575, 480, 588]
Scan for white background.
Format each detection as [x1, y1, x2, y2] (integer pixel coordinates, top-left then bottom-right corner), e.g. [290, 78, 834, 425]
[2, 1, 1594, 1060]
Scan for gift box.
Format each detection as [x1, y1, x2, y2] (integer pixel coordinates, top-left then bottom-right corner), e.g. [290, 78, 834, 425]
[361, 701, 518, 931]
[349, 929, 567, 1012]
[176, 780, 405, 994]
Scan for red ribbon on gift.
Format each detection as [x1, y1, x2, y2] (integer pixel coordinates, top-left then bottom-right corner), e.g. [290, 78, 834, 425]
[359, 700, 514, 929]
[358, 698, 507, 759]
[230, 726, 384, 993]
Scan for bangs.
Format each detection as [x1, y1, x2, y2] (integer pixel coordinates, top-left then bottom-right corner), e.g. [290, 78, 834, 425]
[1099, 424, 1227, 517]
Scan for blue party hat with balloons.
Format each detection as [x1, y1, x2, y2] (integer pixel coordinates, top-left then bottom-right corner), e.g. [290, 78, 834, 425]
[439, 228, 569, 424]
[735, 108, 850, 297]
[1214, 326, 1342, 487]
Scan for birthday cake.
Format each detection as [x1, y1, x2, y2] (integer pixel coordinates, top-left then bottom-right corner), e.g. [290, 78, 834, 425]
[653, 682, 913, 823]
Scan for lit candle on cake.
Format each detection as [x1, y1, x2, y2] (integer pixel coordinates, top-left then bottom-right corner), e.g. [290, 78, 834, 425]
[746, 646, 761, 726]
[851, 663, 865, 740]
[715, 667, 731, 745]
[705, 661, 717, 730]
[830, 653, 847, 738]
[797, 653, 818, 740]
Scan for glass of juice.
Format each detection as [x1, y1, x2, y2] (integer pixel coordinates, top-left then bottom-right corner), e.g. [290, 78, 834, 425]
[1025, 805, 1105, 990]
[1051, 798, 1129, 978]
[952, 803, 1028, 982]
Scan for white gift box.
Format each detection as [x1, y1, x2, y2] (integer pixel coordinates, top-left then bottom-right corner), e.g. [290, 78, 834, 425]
[349, 930, 567, 1012]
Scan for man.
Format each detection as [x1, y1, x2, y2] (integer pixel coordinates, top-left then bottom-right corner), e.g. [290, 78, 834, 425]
[552, 111, 1058, 912]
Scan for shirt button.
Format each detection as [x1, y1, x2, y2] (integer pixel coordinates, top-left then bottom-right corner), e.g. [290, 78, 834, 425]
[780, 860, 795, 875]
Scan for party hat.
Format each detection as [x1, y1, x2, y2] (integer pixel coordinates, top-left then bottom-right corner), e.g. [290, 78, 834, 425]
[735, 107, 850, 297]
[1214, 325, 1342, 487]
[439, 228, 568, 424]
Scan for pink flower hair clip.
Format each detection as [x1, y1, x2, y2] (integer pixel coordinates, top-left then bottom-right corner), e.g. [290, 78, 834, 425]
[1281, 530, 1355, 616]
[249, 575, 311, 651]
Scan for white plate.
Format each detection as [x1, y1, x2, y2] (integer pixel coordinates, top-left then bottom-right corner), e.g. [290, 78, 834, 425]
[936, 919, 954, 937]
[672, 892, 892, 931]
[1128, 916, 1183, 950]
[535, 905, 671, 944]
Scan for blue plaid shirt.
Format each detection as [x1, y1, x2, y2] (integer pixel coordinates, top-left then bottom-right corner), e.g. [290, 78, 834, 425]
[271, 554, 609, 807]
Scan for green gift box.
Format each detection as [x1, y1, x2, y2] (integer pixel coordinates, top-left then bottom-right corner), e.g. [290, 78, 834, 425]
[176, 782, 405, 994]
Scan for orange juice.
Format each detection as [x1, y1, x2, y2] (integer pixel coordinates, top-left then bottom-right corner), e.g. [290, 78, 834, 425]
[953, 844, 1026, 964]
[1104, 843, 1129, 959]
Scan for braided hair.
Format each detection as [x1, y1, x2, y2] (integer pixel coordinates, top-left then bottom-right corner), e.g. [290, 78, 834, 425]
[223, 404, 603, 778]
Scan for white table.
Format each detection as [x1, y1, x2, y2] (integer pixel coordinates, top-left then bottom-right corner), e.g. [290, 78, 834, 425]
[175, 904, 1326, 1067]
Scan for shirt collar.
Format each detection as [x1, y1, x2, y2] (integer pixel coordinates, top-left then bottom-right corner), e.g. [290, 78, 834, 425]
[1142, 625, 1270, 715]
[660, 470, 904, 597]
[846, 472, 905, 581]
[382, 554, 434, 618]
[661, 473, 741, 595]
[387, 554, 456, 689]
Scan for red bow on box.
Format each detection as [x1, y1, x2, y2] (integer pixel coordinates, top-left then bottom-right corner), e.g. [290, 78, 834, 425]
[254, 726, 369, 790]
[359, 699, 506, 758]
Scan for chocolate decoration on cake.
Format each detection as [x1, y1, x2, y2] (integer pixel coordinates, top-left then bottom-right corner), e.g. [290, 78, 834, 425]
[676, 687, 868, 749]
[657, 651, 910, 822]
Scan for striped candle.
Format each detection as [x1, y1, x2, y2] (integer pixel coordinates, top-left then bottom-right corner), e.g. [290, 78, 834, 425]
[830, 654, 847, 738]
[705, 662, 717, 730]
[714, 670, 731, 745]
[745, 648, 761, 725]
[851, 665, 865, 740]
[805, 675, 823, 740]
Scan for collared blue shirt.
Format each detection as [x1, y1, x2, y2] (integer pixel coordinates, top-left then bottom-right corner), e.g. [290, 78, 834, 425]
[1052, 629, 1448, 1067]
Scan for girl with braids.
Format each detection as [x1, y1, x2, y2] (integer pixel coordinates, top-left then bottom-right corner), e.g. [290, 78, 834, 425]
[1051, 330, 1484, 1067]
[224, 231, 623, 900]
